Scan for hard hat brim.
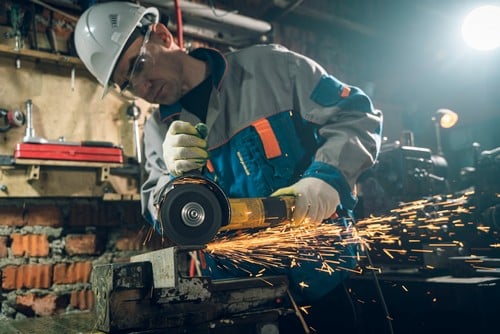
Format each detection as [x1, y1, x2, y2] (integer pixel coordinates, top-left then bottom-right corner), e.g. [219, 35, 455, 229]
[101, 6, 160, 99]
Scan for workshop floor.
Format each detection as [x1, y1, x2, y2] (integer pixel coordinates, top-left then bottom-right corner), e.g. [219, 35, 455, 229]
[1, 311, 102, 334]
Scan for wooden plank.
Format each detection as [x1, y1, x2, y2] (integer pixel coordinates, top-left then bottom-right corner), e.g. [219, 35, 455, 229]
[0, 44, 84, 68]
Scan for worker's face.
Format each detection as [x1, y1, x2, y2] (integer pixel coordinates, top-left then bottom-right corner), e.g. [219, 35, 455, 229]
[112, 26, 184, 105]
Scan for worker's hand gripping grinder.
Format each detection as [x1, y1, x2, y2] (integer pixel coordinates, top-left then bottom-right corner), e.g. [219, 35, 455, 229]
[158, 121, 295, 245]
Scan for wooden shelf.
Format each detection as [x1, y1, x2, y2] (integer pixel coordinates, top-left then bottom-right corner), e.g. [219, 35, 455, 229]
[14, 158, 123, 168]
[13, 158, 123, 184]
[0, 43, 85, 69]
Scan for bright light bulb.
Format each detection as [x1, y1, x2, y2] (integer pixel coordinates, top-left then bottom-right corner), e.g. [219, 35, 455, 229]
[436, 109, 458, 129]
[462, 5, 500, 51]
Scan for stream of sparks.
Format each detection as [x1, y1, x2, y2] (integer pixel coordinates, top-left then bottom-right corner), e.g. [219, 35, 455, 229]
[206, 191, 499, 281]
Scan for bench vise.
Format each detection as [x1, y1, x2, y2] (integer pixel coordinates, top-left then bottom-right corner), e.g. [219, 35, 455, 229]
[91, 246, 293, 333]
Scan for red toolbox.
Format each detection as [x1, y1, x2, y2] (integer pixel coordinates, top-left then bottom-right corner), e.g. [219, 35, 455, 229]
[14, 143, 124, 164]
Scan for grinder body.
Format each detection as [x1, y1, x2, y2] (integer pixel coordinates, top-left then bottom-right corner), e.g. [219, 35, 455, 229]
[158, 174, 295, 245]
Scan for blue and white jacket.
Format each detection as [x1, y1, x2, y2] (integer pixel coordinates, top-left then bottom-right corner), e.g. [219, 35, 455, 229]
[141, 44, 382, 301]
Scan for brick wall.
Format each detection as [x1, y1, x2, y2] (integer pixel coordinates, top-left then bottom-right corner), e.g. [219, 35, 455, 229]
[0, 199, 163, 319]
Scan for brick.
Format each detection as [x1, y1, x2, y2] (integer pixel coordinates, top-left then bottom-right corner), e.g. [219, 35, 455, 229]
[53, 263, 65, 284]
[1, 264, 53, 290]
[68, 202, 101, 226]
[0, 206, 25, 227]
[11, 233, 50, 257]
[0, 236, 8, 257]
[24, 264, 53, 289]
[16, 293, 68, 316]
[70, 290, 94, 310]
[1, 265, 21, 290]
[25, 205, 62, 227]
[65, 234, 102, 255]
[53, 261, 92, 284]
[115, 228, 166, 251]
[102, 201, 142, 227]
[115, 229, 147, 251]
[0, 205, 61, 227]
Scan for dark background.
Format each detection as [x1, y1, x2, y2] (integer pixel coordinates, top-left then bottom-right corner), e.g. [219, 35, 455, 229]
[219, 0, 500, 185]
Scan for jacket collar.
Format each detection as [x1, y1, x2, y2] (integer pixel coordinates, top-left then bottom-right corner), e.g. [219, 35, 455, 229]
[159, 48, 227, 121]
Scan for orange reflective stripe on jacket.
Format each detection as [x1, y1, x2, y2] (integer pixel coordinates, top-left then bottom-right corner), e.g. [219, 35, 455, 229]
[252, 118, 281, 159]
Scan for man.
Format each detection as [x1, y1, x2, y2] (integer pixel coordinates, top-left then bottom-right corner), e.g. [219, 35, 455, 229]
[75, 1, 382, 330]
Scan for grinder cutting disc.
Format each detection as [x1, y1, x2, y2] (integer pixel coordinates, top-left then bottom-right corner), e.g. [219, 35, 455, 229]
[159, 182, 224, 245]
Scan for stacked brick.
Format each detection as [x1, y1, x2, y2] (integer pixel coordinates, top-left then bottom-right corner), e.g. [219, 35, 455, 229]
[0, 200, 163, 319]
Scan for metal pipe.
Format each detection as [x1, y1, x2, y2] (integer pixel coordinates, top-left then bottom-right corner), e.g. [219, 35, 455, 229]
[126, 102, 142, 163]
[24, 99, 34, 139]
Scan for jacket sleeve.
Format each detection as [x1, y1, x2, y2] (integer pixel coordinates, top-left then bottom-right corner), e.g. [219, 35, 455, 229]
[140, 110, 173, 232]
[288, 50, 383, 210]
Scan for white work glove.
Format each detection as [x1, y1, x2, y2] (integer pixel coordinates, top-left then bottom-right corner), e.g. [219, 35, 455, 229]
[162, 120, 208, 177]
[271, 177, 340, 226]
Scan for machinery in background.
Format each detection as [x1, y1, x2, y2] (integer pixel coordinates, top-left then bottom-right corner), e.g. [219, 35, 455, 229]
[357, 140, 449, 217]
[461, 144, 500, 227]
[348, 141, 500, 333]
[357, 138, 500, 271]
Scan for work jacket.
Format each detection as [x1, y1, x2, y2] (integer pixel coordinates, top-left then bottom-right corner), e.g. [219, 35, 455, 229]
[141, 44, 382, 301]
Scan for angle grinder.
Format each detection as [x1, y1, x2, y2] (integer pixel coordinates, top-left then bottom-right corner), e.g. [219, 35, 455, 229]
[158, 174, 295, 245]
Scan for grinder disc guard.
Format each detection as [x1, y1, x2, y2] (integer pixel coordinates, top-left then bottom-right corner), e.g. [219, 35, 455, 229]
[159, 176, 230, 245]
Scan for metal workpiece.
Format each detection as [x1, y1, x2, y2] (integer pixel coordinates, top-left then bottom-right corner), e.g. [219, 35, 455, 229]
[130, 247, 182, 289]
[92, 246, 291, 333]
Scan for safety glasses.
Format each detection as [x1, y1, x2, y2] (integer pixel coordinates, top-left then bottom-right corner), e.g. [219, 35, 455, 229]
[118, 27, 154, 99]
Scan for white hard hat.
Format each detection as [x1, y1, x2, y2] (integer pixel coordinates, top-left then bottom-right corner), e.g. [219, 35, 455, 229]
[74, 1, 159, 97]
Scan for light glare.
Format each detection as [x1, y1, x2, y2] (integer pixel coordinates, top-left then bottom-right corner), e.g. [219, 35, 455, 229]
[462, 5, 500, 51]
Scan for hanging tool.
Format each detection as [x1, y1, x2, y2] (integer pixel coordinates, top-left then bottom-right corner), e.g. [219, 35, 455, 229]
[0, 108, 25, 132]
[22, 99, 47, 144]
[7, 3, 23, 51]
[126, 102, 142, 164]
